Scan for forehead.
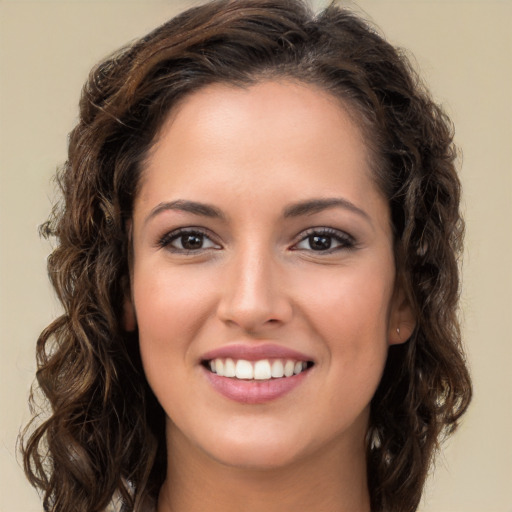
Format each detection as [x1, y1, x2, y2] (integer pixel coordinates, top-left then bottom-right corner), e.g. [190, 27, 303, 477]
[135, 80, 387, 228]
[160, 80, 367, 152]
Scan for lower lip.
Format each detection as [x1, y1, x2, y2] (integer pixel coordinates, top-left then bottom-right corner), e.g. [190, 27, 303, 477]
[203, 367, 310, 404]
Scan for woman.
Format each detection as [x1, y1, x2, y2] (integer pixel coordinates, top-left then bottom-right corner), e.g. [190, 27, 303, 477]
[21, 1, 472, 511]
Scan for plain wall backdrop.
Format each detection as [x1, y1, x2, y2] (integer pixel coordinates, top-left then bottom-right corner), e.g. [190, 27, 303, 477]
[1, 1, 511, 511]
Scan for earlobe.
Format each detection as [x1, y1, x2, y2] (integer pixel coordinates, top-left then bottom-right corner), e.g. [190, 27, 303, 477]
[390, 321, 415, 345]
[388, 285, 416, 345]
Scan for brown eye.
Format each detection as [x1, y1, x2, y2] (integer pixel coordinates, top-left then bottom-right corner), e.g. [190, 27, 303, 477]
[308, 234, 332, 251]
[293, 228, 356, 253]
[159, 229, 220, 253]
[180, 233, 204, 250]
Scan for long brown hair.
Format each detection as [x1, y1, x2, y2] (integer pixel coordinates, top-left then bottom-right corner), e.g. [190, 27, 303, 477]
[21, 1, 471, 511]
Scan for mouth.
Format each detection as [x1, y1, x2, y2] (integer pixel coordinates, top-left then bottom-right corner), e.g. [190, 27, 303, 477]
[200, 344, 315, 403]
[202, 358, 314, 380]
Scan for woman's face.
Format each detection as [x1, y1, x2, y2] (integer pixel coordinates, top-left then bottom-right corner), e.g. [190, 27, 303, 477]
[127, 81, 412, 470]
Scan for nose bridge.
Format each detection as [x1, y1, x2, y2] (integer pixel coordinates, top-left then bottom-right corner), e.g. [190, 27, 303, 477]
[218, 238, 291, 330]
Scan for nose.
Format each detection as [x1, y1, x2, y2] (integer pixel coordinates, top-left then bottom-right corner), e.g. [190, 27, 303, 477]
[216, 245, 293, 333]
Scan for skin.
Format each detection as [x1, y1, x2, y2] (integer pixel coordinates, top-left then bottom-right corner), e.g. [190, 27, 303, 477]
[126, 81, 415, 512]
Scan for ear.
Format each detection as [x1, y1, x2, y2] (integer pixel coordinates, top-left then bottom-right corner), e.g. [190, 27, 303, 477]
[123, 292, 137, 332]
[388, 283, 416, 345]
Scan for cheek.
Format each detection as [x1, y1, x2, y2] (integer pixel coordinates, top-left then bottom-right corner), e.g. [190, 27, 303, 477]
[295, 261, 394, 392]
[132, 265, 208, 392]
[133, 267, 214, 417]
[296, 261, 394, 338]
[134, 262, 216, 342]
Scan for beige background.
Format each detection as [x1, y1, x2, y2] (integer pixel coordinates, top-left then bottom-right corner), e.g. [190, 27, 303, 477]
[1, 1, 511, 511]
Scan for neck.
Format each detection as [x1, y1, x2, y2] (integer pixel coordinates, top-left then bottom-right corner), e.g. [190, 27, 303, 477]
[157, 425, 371, 512]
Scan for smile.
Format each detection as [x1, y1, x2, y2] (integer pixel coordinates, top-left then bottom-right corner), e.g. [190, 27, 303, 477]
[200, 344, 315, 403]
[206, 358, 312, 380]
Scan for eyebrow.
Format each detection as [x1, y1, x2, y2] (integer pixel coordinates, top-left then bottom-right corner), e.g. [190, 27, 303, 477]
[144, 197, 371, 225]
[283, 197, 371, 222]
[145, 200, 225, 225]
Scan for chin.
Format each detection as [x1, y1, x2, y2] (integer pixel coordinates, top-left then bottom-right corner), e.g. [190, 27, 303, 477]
[170, 417, 313, 471]
[207, 440, 305, 471]
[199, 418, 342, 472]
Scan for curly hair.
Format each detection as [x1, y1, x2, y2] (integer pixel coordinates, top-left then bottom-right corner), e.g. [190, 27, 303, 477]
[21, 1, 472, 511]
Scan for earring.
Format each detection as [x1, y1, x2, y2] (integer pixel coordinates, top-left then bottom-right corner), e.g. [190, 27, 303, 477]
[396, 327, 400, 336]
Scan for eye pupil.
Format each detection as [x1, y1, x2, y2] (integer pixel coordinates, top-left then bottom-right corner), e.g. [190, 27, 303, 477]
[182, 233, 203, 249]
[309, 235, 331, 250]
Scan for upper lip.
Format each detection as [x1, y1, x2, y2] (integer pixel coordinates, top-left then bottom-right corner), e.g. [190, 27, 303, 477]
[201, 343, 314, 362]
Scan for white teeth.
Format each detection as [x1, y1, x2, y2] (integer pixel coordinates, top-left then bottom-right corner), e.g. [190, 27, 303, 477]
[284, 360, 295, 377]
[271, 360, 284, 378]
[254, 360, 272, 380]
[224, 358, 236, 377]
[235, 359, 254, 379]
[208, 358, 310, 380]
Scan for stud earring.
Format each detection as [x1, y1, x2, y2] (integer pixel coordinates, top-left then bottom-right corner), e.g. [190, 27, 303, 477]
[396, 327, 400, 336]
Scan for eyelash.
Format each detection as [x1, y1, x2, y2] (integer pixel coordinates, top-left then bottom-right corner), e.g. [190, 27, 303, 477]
[292, 227, 356, 253]
[157, 228, 220, 254]
[157, 227, 356, 254]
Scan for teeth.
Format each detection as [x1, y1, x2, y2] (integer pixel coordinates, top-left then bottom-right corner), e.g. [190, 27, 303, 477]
[271, 360, 284, 378]
[235, 360, 253, 379]
[224, 358, 236, 377]
[254, 360, 272, 380]
[284, 360, 295, 377]
[209, 358, 309, 380]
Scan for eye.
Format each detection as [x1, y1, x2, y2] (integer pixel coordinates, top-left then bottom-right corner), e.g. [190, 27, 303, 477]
[293, 228, 355, 252]
[158, 229, 220, 253]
